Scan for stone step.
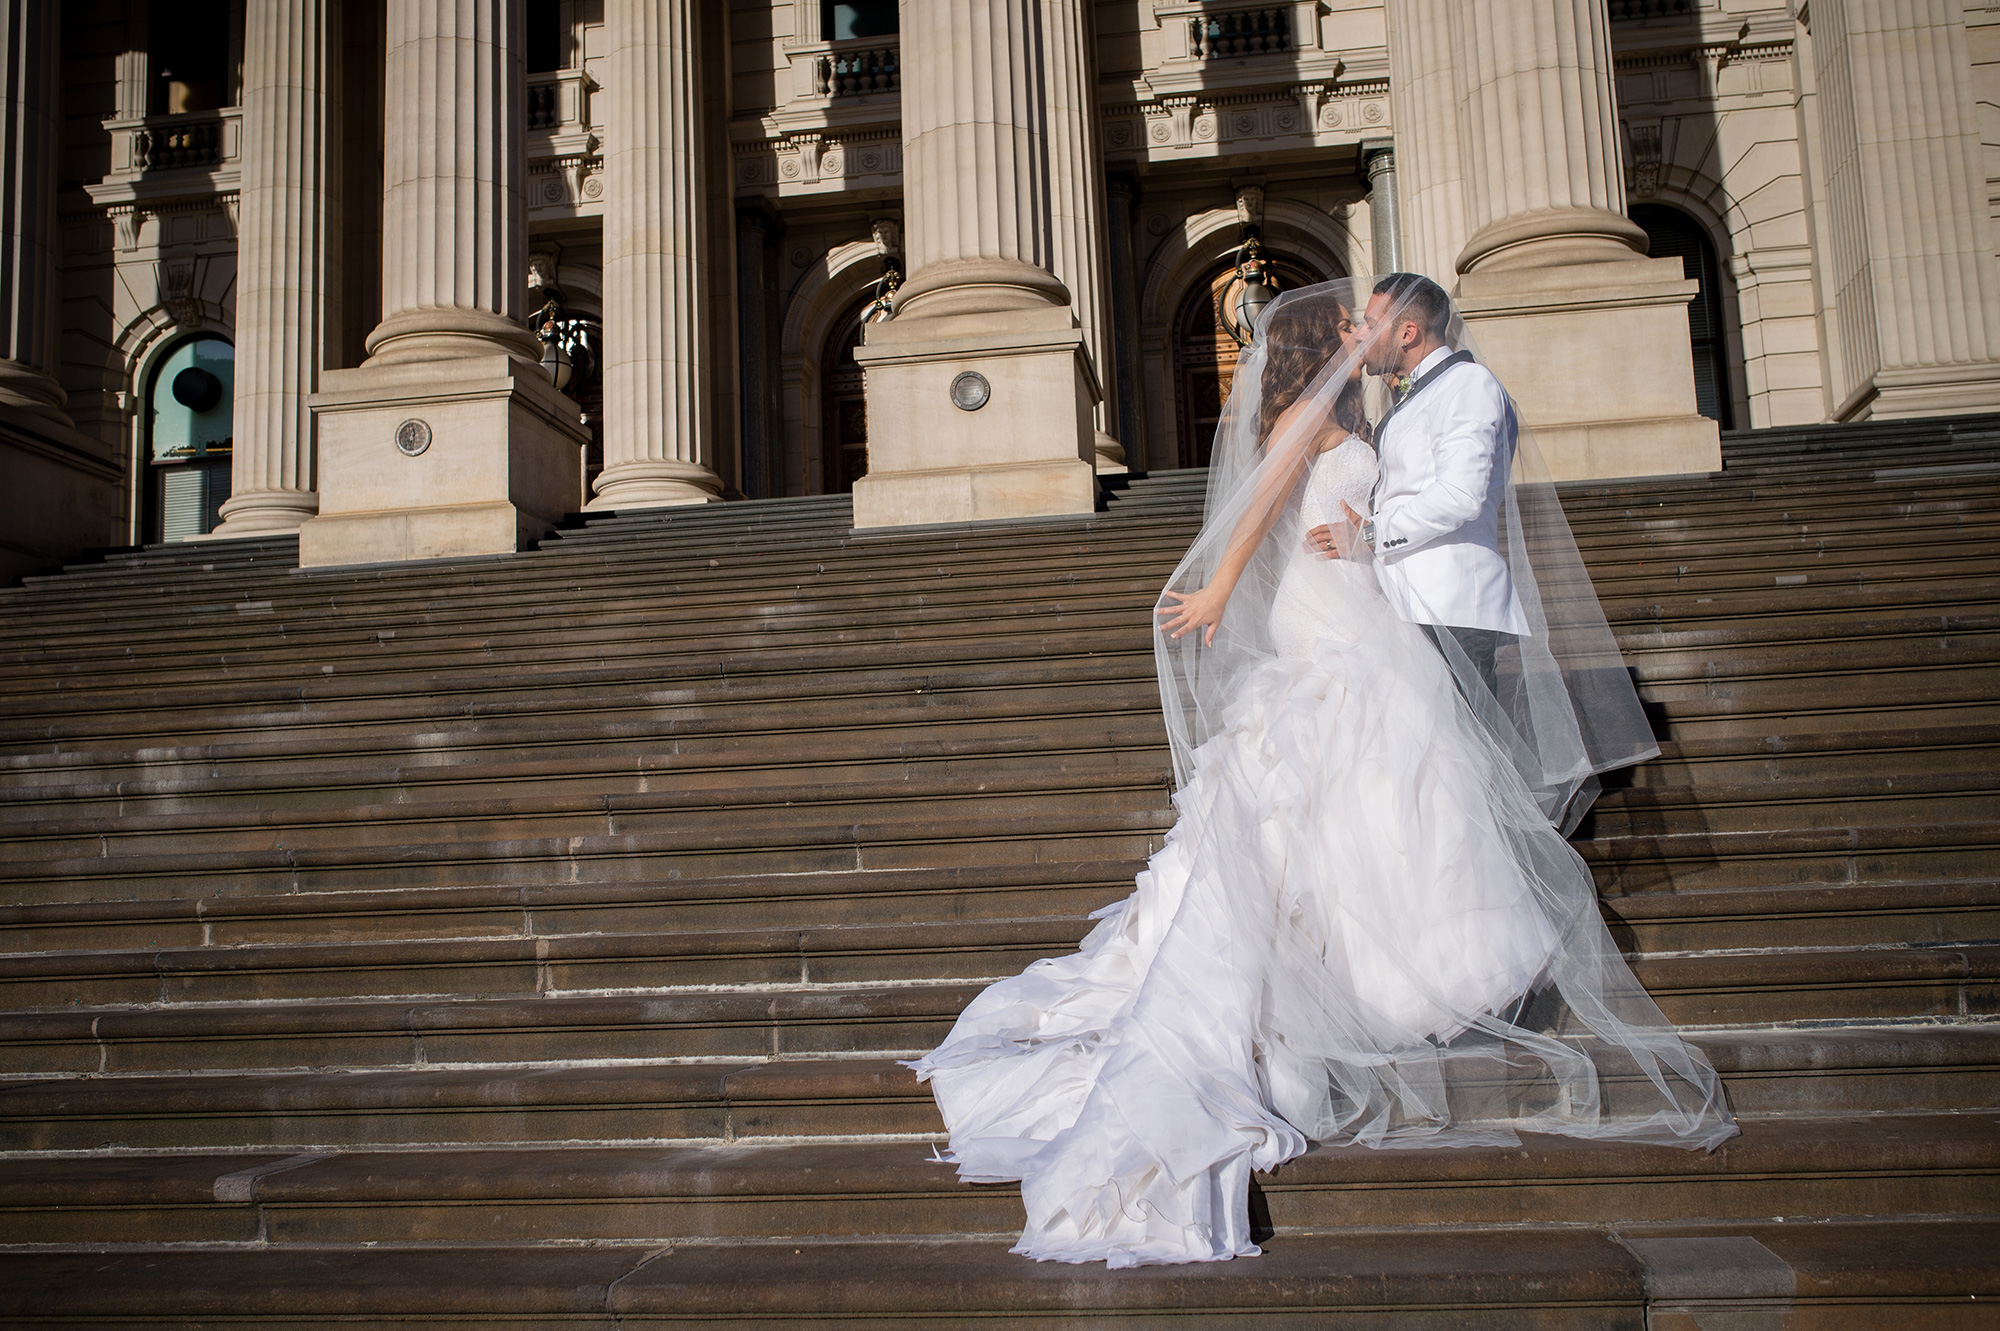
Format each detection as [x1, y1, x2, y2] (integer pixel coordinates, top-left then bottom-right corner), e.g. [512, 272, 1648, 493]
[1579, 819, 2000, 896]
[14, 759, 1987, 867]
[2, 492, 1990, 650]
[4, 594, 1989, 729]
[4, 716, 1990, 825]
[4, 523, 1990, 669]
[7, 1217, 1993, 1327]
[0, 1114, 1986, 1245]
[0, 807, 1170, 903]
[0, 708, 1171, 791]
[0, 767, 1175, 864]
[0, 735, 1169, 818]
[0, 860, 1140, 950]
[0, 978, 1992, 1115]
[0, 908, 1989, 1028]
[1585, 769, 2000, 835]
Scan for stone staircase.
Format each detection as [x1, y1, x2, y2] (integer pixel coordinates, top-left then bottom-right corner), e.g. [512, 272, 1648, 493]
[0, 418, 1995, 1326]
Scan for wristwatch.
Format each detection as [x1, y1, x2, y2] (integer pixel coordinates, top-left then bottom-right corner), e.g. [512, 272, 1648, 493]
[1360, 518, 1376, 549]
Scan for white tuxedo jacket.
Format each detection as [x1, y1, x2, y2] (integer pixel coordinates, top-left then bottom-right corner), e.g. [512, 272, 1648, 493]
[1367, 349, 1531, 636]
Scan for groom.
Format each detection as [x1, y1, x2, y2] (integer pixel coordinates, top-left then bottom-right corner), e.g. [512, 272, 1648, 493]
[1320, 272, 1529, 696]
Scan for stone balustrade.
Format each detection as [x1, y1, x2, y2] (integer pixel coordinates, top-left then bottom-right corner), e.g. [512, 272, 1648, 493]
[88, 107, 242, 206]
[1190, 6, 1293, 59]
[816, 41, 899, 98]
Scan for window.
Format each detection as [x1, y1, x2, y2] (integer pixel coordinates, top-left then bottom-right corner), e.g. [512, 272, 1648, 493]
[1631, 203, 1734, 429]
[148, 0, 234, 113]
[825, 1, 898, 39]
[526, 0, 563, 74]
[145, 337, 234, 543]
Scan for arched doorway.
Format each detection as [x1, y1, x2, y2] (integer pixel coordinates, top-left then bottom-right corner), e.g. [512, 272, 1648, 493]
[1171, 251, 1325, 468]
[1631, 203, 1734, 429]
[819, 296, 874, 494]
[142, 334, 234, 543]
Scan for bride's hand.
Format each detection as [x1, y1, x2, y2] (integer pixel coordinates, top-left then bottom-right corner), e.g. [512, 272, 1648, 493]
[1157, 584, 1229, 646]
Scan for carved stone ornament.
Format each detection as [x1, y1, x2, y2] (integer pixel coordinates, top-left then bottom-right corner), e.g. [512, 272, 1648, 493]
[395, 418, 433, 457]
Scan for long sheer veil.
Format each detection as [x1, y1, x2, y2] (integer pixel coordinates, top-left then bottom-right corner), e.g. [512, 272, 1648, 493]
[1155, 276, 1657, 835]
[1148, 275, 1734, 1150]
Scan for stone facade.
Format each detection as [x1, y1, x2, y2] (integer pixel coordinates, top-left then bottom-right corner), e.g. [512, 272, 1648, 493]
[5, 0, 1999, 571]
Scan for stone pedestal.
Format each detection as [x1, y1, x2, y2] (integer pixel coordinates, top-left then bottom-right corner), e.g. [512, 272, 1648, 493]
[302, 358, 584, 566]
[852, 306, 1097, 527]
[854, 0, 1098, 528]
[1456, 260, 1718, 481]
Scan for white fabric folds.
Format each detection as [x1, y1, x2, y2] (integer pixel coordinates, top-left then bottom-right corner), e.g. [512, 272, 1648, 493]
[907, 277, 1737, 1268]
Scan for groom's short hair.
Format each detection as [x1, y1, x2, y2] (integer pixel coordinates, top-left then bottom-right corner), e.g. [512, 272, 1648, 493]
[1373, 272, 1452, 341]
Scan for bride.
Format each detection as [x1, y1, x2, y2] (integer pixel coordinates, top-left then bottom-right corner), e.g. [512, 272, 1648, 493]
[906, 275, 1737, 1268]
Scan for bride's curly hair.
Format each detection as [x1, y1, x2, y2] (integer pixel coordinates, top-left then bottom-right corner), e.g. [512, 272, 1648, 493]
[1256, 293, 1372, 448]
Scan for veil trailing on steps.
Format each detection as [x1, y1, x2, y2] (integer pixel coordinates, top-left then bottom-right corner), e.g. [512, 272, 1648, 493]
[1134, 275, 1733, 1152]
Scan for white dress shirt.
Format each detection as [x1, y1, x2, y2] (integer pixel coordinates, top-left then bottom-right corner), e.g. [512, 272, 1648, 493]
[1368, 347, 1531, 636]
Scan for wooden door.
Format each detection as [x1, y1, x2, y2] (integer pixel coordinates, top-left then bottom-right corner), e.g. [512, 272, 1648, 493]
[1171, 253, 1323, 469]
[820, 300, 872, 494]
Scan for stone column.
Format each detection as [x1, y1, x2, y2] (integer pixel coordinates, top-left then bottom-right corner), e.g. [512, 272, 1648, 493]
[1443, 0, 1720, 480]
[301, 0, 586, 566]
[0, 0, 68, 425]
[589, 0, 724, 508]
[1383, 0, 1468, 286]
[367, 1, 539, 365]
[0, 0, 121, 582]
[209, 0, 334, 539]
[1041, 0, 1122, 471]
[1104, 170, 1148, 473]
[735, 202, 780, 500]
[851, 0, 1098, 527]
[1809, 0, 2000, 417]
[1363, 142, 1402, 275]
[1450, 0, 1646, 272]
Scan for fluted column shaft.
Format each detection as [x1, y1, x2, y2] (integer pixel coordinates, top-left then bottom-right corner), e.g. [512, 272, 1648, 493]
[1040, 0, 1118, 463]
[212, 0, 334, 537]
[1811, 0, 2000, 406]
[1384, 0, 1467, 284]
[1449, 0, 1645, 273]
[0, 0, 67, 422]
[590, 0, 721, 507]
[366, 0, 538, 365]
[1365, 145, 1403, 275]
[895, 0, 1067, 316]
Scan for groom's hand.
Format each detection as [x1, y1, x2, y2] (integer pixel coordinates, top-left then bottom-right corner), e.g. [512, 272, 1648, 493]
[1306, 524, 1343, 558]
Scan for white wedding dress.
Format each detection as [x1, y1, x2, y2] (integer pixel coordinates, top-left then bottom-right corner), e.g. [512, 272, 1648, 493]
[907, 438, 1720, 1267]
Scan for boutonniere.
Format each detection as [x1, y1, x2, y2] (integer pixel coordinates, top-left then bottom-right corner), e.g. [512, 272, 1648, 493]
[1392, 375, 1414, 404]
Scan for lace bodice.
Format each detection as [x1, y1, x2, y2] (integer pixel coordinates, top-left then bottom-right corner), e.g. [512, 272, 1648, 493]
[1303, 435, 1377, 529]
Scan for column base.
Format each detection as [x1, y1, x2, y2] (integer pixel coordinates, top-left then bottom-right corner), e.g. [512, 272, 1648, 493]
[1839, 362, 2000, 421]
[300, 355, 587, 568]
[0, 405, 120, 582]
[586, 460, 723, 510]
[1455, 257, 1722, 481]
[1092, 430, 1128, 475]
[204, 489, 320, 539]
[851, 305, 1099, 528]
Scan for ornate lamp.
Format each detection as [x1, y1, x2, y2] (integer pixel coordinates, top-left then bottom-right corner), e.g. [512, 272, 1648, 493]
[1232, 234, 1276, 345]
[533, 291, 573, 392]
